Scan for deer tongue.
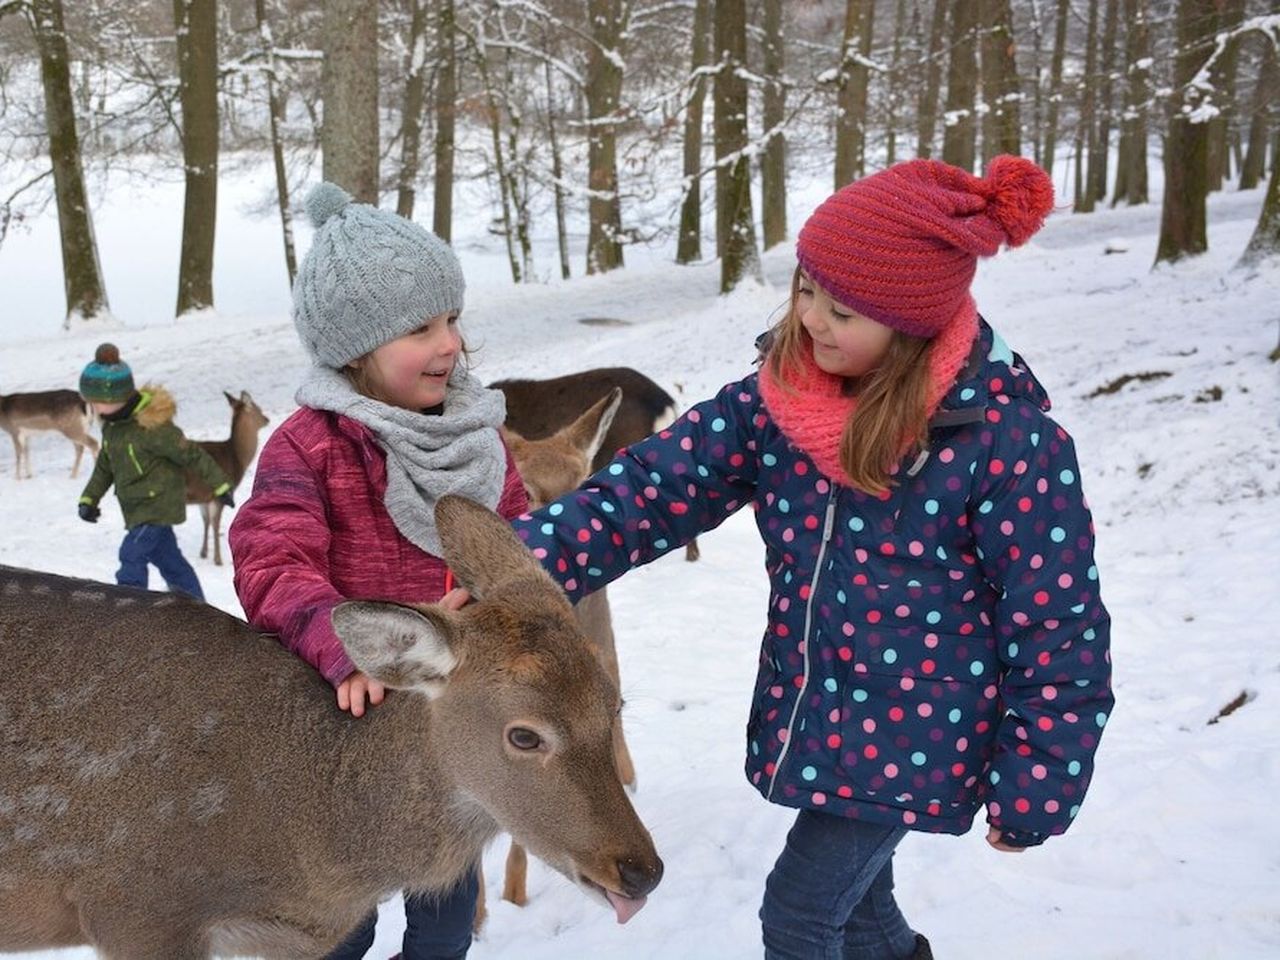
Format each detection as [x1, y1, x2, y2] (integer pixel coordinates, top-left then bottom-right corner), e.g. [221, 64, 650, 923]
[605, 889, 648, 925]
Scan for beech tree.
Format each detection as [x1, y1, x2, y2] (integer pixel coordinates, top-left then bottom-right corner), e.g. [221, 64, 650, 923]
[714, 0, 758, 292]
[321, 0, 378, 203]
[173, 0, 218, 315]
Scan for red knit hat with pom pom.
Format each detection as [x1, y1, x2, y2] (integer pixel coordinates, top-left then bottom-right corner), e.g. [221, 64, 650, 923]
[795, 155, 1054, 339]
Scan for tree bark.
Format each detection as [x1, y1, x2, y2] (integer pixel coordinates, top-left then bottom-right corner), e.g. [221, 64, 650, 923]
[1112, 0, 1151, 206]
[544, 57, 570, 279]
[1154, 0, 1217, 265]
[1026, 0, 1046, 167]
[1240, 44, 1276, 192]
[915, 0, 947, 160]
[941, 0, 977, 172]
[886, 0, 908, 165]
[30, 0, 109, 324]
[321, 0, 378, 204]
[835, 0, 875, 188]
[396, 0, 429, 219]
[173, 0, 218, 316]
[714, 0, 758, 293]
[1087, 0, 1120, 204]
[1238, 127, 1280, 267]
[433, 0, 457, 241]
[761, 0, 786, 249]
[676, 0, 711, 263]
[585, 0, 627, 275]
[979, 0, 1021, 165]
[1205, 0, 1245, 192]
[255, 0, 296, 286]
[1074, 0, 1099, 212]
[1042, 0, 1069, 177]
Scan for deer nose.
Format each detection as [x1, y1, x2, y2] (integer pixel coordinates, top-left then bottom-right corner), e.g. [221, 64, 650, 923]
[617, 854, 663, 898]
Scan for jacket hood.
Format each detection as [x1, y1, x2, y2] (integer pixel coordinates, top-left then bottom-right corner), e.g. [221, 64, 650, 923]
[931, 320, 1052, 430]
[135, 385, 177, 429]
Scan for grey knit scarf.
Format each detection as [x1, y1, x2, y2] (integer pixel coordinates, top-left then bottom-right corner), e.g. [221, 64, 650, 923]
[296, 364, 508, 557]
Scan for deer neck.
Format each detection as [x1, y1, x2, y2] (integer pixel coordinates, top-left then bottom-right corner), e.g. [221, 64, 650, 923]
[229, 413, 260, 472]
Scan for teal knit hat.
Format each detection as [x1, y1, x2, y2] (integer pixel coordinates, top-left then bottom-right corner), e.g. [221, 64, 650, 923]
[292, 183, 466, 368]
[79, 343, 135, 403]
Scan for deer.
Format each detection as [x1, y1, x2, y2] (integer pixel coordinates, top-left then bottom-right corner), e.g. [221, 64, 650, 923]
[481, 386, 641, 924]
[492, 365, 701, 561]
[184, 390, 270, 565]
[0, 388, 99, 479]
[0, 494, 661, 960]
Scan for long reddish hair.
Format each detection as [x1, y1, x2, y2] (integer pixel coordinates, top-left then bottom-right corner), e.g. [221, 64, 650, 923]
[765, 267, 933, 495]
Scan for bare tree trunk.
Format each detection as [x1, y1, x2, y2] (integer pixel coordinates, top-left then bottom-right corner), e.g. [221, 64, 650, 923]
[502, 50, 533, 281]
[321, 0, 378, 204]
[714, 0, 758, 292]
[1240, 44, 1276, 192]
[30, 0, 109, 324]
[255, 0, 296, 285]
[676, 0, 711, 264]
[1238, 130, 1280, 268]
[941, 0, 977, 172]
[979, 0, 1021, 164]
[1112, 0, 1151, 206]
[1155, 0, 1216, 265]
[396, 0, 429, 219]
[835, 0, 875, 188]
[761, 0, 786, 249]
[916, 0, 947, 159]
[433, 0, 457, 241]
[886, 0, 908, 165]
[1027, 0, 1046, 166]
[585, 0, 627, 275]
[544, 58, 570, 279]
[173, 0, 217, 316]
[1086, 0, 1120, 204]
[1074, 0, 1099, 212]
[1206, 0, 1245, 192]
[471, 38, 520, 283]
[1042, 0, 1069, 177]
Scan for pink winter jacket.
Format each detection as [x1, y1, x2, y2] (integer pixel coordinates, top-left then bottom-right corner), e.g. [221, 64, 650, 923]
[228, 406, 528, 686]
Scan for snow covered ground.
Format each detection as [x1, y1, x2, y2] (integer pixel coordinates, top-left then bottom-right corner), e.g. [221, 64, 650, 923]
[0, 164, 1277, 959]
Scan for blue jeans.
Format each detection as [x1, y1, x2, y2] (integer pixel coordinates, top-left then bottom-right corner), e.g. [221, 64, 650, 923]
[116, 524, 204, 601]
[325, 870, 478, 960]
[760, 810, 917, 960]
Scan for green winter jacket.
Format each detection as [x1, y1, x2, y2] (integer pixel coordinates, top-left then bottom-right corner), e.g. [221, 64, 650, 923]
[79, 386, 230, 529]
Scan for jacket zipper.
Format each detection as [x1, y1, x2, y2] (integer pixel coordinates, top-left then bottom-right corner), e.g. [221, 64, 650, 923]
[767, 489, 838, 800]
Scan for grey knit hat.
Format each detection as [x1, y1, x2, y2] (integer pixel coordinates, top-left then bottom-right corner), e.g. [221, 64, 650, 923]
[292, 182, 466, 368]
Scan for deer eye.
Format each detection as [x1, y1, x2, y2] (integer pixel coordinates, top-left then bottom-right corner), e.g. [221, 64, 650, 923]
[507, 727, 542, 751]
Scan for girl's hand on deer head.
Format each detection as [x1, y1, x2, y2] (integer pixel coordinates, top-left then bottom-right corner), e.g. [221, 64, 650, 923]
[336, 671, 386, 718]
[439, 587, 472, 611]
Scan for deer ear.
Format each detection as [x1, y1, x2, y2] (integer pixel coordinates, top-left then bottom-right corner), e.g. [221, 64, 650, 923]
[224, 390, 237, 406]
[562, 387, 622, 466]
[332, 601, 459, 698]
[434, 495, 560, 599]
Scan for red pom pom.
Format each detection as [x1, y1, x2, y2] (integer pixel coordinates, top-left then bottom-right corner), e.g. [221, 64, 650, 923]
[984, 156, 1054, 248]
[94, 342, 121, 365]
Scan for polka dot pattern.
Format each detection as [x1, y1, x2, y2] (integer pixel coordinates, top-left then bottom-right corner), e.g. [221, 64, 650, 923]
[512, 323, 1113, 844]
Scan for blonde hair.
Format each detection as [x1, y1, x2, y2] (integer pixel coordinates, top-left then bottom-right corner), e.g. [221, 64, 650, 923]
[765, 267, 933, 496]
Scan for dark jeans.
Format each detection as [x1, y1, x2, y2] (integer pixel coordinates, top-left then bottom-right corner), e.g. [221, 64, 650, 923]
[326, 870, 479, 960]
[760, 810, 917, 960]
[116, 523, 204, 601]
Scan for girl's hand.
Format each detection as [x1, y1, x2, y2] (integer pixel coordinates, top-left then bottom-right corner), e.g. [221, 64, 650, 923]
[337, 671, 386, 718]
[439, 586, 472, 611]
[986, 826, 1027, 853]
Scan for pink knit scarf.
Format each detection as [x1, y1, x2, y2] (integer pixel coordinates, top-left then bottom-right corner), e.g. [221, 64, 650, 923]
[757, 301, 979, 489]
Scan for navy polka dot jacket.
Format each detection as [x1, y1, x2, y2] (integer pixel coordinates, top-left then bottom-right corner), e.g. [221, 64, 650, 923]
[513, 322, 1113, 846]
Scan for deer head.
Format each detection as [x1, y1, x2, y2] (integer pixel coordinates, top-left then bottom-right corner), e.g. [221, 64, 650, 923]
[501, 387, 622, 508]
[331, 493, 660, 923]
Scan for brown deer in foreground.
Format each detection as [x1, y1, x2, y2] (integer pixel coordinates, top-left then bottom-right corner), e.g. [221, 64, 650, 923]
[0, 495, 661, 959]
[486, 386, 640, 923]
[184, 390, 270, 565]
[0, 388, 98, 479]
[493, 366, 700, 561]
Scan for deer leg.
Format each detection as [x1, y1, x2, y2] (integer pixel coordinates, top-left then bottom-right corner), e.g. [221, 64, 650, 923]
[198, 503, 211, 560]
[22, 432, 34, 479]
[502, 841, 529, 907]
[211, 500, 224, 566]
[472, 862, 488, 935]
[81, 904, 209, 960]
[70, 443, 85, 478]
[6, 431, 19, 480]
[685, 537, 701, 562]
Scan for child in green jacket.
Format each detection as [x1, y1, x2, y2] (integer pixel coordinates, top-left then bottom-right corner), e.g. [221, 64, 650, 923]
[77, 343, 233, 601]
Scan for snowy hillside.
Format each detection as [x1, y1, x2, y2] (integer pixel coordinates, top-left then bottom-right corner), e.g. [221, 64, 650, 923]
[0, 170, 1277, 959]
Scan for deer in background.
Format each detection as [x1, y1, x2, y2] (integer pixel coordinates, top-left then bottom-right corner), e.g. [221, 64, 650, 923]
[487, 386, 642, 923]
[184, 390, 269, 565]
[493, 365, 701, 561]
[0, 388, 98, 479]
[0, 495, 661, 959]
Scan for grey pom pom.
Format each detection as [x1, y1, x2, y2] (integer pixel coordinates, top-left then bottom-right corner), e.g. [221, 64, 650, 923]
[305, 182, 352, 228]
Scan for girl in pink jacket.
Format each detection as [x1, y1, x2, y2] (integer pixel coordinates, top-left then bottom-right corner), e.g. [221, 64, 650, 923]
[229, 183, 526, 960]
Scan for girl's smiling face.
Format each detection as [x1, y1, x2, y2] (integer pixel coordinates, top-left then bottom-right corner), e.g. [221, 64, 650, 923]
[796, 272, 894, 379]
[350, 311, 461, 410]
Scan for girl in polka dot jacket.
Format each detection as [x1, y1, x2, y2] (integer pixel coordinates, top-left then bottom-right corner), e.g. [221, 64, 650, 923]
[511, 156, 1112, 960]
